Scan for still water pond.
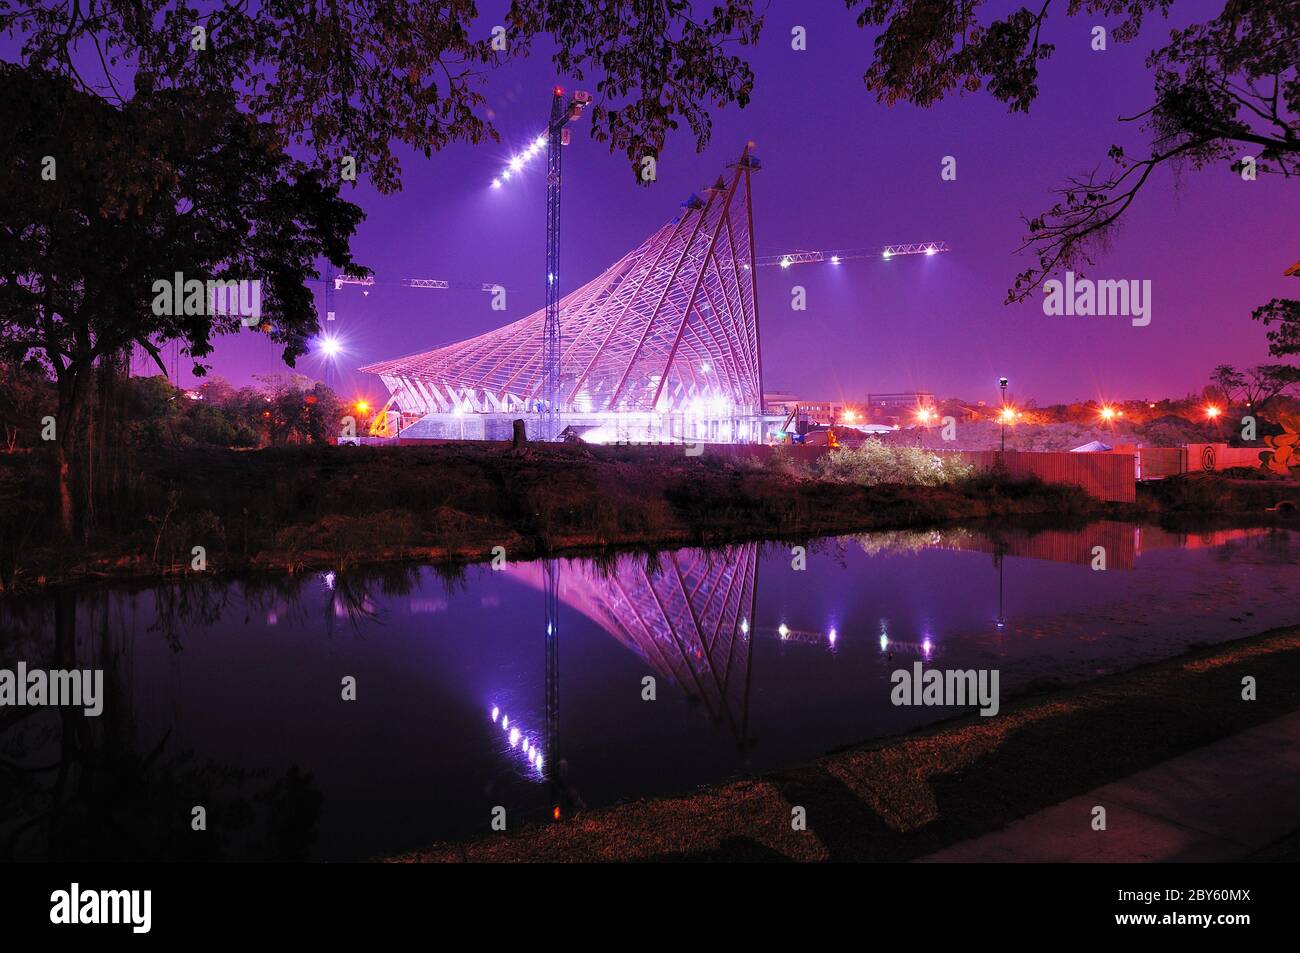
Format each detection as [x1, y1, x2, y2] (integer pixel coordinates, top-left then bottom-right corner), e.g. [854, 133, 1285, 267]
[2, 521, 1297, 861]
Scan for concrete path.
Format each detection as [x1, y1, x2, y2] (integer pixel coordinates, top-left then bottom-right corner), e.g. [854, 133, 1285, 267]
[920, 710, 1300, 862]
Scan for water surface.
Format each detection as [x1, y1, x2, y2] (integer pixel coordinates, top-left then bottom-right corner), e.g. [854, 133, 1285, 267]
[2, 521, 1296, 861]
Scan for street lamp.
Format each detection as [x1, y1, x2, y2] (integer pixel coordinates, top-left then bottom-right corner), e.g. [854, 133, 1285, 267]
[998, 377, 1009, 452]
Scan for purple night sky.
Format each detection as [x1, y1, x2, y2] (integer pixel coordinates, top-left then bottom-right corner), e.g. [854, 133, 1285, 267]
[48, 3, 1300, 405]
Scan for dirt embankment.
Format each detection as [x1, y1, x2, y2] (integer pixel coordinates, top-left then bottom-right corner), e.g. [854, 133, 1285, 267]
[0, 444, 1295, 592]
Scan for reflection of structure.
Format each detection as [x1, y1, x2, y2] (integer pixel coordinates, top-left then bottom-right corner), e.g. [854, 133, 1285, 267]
[515, 544, 760, 751]
[361, 145, 765, 444]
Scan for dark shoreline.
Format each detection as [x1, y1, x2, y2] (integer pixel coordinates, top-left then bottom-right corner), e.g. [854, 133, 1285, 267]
[2, 443, 1297, 594]
[389, 623, 1300, 863]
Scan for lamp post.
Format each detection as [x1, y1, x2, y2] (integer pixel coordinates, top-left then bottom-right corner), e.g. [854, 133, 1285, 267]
[998, 377, 1009, 452]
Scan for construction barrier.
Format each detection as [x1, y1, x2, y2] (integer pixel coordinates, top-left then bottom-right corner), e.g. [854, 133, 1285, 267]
[1185, 443, 1267, 473]
[949, 450, 1136, 503]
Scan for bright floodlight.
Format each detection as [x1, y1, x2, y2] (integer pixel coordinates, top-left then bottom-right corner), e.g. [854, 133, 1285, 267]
[925, 246, 937, 256]
[780, 256, 792, 269]
[882, 249, 892, 259]
[830, 255, 840, 264]
[491, 132, 550, 188]
[319, 336, 342, 358]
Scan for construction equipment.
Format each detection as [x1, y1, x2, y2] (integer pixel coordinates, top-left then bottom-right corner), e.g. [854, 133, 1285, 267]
[543, 87, 592, 440]
[757, 241, 949, 268]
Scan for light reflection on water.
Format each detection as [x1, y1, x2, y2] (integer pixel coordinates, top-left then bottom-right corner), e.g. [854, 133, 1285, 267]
[0, 521, 1296, 861]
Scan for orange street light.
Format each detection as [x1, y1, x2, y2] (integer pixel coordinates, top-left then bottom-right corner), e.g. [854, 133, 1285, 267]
[355, 400, 370, 414]
[1100, 405, 1116, 421]
[1205, 405, 1222, 420]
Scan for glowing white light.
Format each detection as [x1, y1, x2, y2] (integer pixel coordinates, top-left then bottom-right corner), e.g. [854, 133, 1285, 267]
[501, 715, 509, 730]
[922, 637, 933, 655]
[491, 706, 500, 723]
[925, 246, 937, 256]
[740, 619, 749, 635]
[322, 571, 336, 590]
[522, 737, 530, 754]
[882, 249, 893, 260]
[701, 362, 711, 373]
[536, 754, 544, 772]
[534, 135, 548, 148]
[778, 623, 790, 638]
[879, 634, 889, 651]
[509, 156, 524, 172]
[779, 256, 792, 269]
[828, 627, 838, 645]
[509, 727, 520, 748]
[491, 178, 502, 189]
[319, 336, 342, 358]
[502, 170, 511, 181]
[830, 255, 840, 264]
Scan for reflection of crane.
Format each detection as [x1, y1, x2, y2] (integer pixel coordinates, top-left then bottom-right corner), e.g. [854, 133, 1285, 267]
[758, 241, 949, 268]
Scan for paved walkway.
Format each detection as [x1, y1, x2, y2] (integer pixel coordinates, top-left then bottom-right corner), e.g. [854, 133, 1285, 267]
[920, 710, 1300, 862]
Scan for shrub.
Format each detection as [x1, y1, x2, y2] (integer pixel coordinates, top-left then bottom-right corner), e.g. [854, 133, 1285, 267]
[815, 440, 973, 487]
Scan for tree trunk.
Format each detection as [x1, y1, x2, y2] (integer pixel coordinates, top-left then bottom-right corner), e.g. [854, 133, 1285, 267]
[54, 374, 83, 540]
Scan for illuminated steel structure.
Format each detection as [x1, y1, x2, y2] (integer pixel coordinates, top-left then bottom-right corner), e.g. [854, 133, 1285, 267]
[360, 143, 765, 443]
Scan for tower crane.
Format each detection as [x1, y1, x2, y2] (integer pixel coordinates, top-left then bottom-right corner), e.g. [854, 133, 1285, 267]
[543, 86, 592, 440]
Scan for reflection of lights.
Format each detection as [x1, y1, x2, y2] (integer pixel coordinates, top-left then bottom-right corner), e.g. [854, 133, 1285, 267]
[828, 627, 838, 646]
[879, 633, 889, 651]
[492, 707, 545, 777]
[778, 623, 790, 639]
[740, 618, 749, 635]
[553, 805, 561, 820]
[701, 361, 711, 373]
[321, 570, 336, 590]
[922, 637, 933, 656]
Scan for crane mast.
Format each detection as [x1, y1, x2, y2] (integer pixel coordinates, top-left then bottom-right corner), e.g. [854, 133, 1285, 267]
[543, 87, 590, 440]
